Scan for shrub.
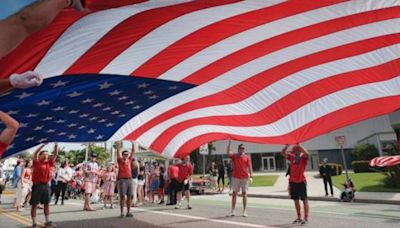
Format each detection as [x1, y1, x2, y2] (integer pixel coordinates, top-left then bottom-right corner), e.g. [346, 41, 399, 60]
[383, 165, 400, 188]
[352, 160, 374, 173]
[352, 144, 379, 161]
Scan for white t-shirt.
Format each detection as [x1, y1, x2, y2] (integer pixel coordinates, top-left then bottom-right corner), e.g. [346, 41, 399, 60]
[57, 167, 73, 183]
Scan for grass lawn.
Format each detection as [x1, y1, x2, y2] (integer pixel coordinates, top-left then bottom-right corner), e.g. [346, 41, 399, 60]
[332, 172, 400, 192]
[193, 175, 278, 187]
[250, 175, 278, 187]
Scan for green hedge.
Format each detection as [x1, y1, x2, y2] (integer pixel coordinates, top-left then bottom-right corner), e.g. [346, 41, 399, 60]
[352, 160, 375, 173]
[320, 163, 343, 176]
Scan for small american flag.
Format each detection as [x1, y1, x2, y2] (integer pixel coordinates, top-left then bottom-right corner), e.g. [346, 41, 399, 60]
[1, 0, 400, 158]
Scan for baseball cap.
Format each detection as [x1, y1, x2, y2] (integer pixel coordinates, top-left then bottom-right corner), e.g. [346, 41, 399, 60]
[90, 152, 97, 157]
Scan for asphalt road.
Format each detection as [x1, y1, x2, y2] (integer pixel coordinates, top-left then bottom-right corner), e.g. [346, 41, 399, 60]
[0, 194, 399, 228]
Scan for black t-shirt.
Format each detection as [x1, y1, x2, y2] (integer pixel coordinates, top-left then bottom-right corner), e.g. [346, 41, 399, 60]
[138, 166, 145, 180]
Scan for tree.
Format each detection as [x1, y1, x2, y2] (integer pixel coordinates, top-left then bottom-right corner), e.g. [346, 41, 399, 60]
[57, 144, 110, 167]
[352, 143, 379, 161]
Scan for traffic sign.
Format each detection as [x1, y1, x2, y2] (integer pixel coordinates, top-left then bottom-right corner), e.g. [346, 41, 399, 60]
[199, 143, 209, 155]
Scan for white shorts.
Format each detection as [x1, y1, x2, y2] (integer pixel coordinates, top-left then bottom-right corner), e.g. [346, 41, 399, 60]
[232, 178, 249, 193]
[138, 179, 145, 186]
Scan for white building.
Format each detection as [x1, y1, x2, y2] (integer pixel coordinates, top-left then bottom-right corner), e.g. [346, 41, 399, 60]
[211, 114, 398, 172]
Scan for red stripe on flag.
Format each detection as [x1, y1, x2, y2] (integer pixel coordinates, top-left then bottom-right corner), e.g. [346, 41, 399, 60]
[125, 32, 400, 141]
[173, 96, 400, 158]
[150, 58, 400, 152]
[64, 0, 241, 74]
[132, 0, 345, 77]
[183, 6, 400, 85]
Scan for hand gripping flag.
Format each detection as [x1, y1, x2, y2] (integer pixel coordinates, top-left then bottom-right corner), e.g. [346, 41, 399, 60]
[1, 0, 400, 158]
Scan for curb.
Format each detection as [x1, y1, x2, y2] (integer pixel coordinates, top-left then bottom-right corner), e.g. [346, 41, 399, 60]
[245, 193, 400, 205]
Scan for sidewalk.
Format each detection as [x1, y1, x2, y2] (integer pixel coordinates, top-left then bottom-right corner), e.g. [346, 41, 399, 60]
[245, 171, 400, 205]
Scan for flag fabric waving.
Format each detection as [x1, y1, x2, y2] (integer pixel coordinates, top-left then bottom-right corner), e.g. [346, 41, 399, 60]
[1, 0, 400, 158]
[370, 156, 400, 167]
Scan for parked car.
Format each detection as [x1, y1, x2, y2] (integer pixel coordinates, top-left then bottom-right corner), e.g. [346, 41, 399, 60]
[189, 177, 209, 195]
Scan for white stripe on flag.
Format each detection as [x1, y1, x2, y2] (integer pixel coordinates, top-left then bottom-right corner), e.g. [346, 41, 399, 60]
[136, 44, 400, 147]
[34, 0, 191, 77]
[100, 0, 284, 75]
[109, 18, 400, 142]
[163, 76, 400, 157]
[158, 0, 400, 81]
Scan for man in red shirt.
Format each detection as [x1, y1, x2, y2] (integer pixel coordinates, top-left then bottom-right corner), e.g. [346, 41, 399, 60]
[281, 144, 309, 225]
[0, 111, 19, 159]
[167, 161, 179, 205]
[116, 141, 134, 218]
[30, 143, 59, 228]
[226, 140, 252, 217]
[175, 156, 193, 210]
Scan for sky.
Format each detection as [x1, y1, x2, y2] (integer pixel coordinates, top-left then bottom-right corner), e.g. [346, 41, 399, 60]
[0, 0, 36, 19]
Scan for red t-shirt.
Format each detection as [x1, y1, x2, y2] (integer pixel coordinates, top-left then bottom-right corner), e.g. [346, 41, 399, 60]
[230, 153, 251, 179]
[176, 162, 193, 183]
[32, 159, 55, 184]
[117, 157, 132, 179]
[287, 153, 308, 183]
[0, 141, 9, 158]
[168, 165, 179, 179]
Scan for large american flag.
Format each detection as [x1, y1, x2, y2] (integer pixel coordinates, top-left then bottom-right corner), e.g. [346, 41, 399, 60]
[1, 0, 400, 159]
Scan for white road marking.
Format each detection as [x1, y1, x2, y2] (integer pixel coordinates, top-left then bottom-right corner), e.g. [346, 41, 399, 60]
[132, 207, 272, 228]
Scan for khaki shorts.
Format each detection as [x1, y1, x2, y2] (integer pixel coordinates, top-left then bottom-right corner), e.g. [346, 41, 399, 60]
[232, 178, 249, 193]
[118, 178, 133, 197]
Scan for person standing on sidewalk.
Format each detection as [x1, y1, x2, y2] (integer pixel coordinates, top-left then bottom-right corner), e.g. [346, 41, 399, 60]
[226, 140, 253, 217]
[319, 158, 333, 197]
[30, 143, 59, 228]
[55, 161, 73, 205]
[116, 141, 134, 218]
[175, 156, 193, 210]
[83, 153, 100, 211]
[281, 144, 309, 225]
[217, 161, 225, 193]
[167, 161, 179, 205]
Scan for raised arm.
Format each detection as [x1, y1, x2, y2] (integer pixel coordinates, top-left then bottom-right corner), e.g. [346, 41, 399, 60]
[33, 143, 47, 160]
[281, 144, 290, 158]
[130, 141, 135, 158]
[0, 111, 19, 145]
[226, 140, 234, 157]
[51, 143, 59, 162]
[116, 141, 122, 159]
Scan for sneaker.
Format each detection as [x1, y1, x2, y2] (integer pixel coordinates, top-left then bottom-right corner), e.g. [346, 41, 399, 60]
[187, 205, 192, 210]
[300, 220, 308, 225]
[242, 211, 248, 217]
[292, 219, 301, 224]
[120, 214, 124, 218]
[175, 204, 181, 209]
[126, 213, 133, 218]
[226, 211, 236, 217]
